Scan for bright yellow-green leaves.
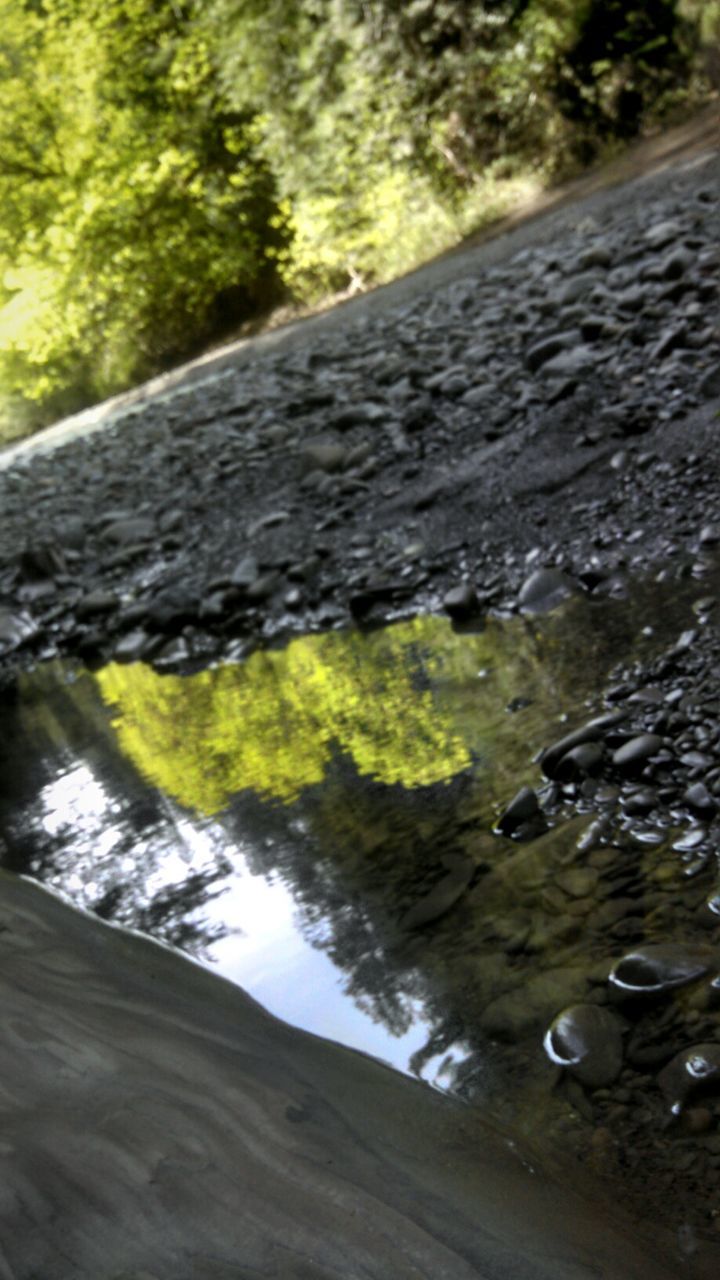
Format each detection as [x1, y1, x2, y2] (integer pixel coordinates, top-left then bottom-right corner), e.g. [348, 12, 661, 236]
[0, 0, 286, 440]
[93, 612, 588, 817]
[0, 0, 707, 443]
[96, 618, 477, 811]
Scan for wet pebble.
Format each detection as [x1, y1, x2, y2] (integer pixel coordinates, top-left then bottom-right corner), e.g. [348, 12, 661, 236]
[683, 782, 716, 818]
[517, 568, 576, 615]
[399, 860, 475, 931]
[609, 944, 712, 997]
[544, 1003, 624, 1088]
[658, 1044, 720, 1114]
[540, 711, 625, 780]
[442, 583, 479, 620]
[612, 733, 663, 775]
[496, 785, 541, 837]
[554, 741, 604, 782]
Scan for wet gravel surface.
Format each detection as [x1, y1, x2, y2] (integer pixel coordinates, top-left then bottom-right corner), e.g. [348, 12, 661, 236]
[1, 134, 719, 1250]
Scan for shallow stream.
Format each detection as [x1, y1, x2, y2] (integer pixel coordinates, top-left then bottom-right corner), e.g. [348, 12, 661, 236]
[2, 569, 720, 1251]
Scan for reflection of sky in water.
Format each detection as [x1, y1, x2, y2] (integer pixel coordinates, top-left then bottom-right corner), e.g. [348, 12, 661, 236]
[2, 596, 698, 1091]
[21, 753, 439, 1078]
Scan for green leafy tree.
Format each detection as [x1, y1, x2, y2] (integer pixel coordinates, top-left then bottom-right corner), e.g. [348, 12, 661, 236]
[0, 0, 288, 431]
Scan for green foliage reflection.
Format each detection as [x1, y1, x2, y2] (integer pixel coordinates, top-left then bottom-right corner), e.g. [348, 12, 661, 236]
[96, 617, 489, 811]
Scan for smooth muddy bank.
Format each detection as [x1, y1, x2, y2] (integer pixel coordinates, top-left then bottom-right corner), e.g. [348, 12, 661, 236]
[0, 868, 705, 1280]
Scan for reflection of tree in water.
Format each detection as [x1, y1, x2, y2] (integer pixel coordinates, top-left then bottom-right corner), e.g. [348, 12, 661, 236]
[0, 666, 233, 955]
[227, 758, 489, 1047]
[1, 589, 686, 1076]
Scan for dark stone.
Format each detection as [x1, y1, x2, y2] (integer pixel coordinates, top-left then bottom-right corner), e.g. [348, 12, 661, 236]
[348, 581, 414, 619]
[612, 734, 663, 775]
[76, 590, 119, 620]
[231, 555, 260, 589]
[246, 572, 280, 603]
[518, 568, 576, 615]
[554, 741, 605, 782]
[525, 333, 575, 373]
[698, 362, 720, 399]
[622, 789, 657, 816]
[19, 543, 67, 581]
[399, 861, 475, 931]
[540, 711, 626, 780]
[658, 1044, 720, 1114]
[147, 586, 198, 633]
[443, 583, 479, 620]
[497, 786, 541, 836]
[609, 944, 711, 997]
[103, 517, 155, 545]
[684, 782, 716, 817]
[543, 1004, 623, 1088]
[0, 608, 38, 654]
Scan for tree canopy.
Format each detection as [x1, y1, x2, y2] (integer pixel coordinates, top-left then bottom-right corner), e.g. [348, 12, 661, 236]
[0, 0, 712, 440]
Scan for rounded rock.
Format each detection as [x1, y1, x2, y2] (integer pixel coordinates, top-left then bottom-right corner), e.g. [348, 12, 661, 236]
[496, 785, 541, 837]
[612, 734, 663, 775]
[609, 944, 711, 997]
[518, 568, 576, 615]
[658, 1044, 720, 1114]
[543, 1004, 623, 1088]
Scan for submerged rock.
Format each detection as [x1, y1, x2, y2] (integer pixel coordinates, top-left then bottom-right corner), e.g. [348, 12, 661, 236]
[543, 1004, 623, 1088]
[658, 1044, 720, 1114]
[611, 734, 663, 775]
[540, 710, 625, 780]
[399, 860, 475, 931]
[608, 944, 712, 997]
[518, 568, 576, 615]
[496, 785, 541, 837]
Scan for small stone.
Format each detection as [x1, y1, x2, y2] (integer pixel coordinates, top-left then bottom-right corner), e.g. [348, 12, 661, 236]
[554, 741, 605, 782]
[247, 510, 290, 538]
[76, 590, 119, 620]
[0, 608, 37, 654]
[301, 443, 347, 474]
[612, 734, 663, 774]
[684, 782, 716, 818]
[399, 861, 475, 931]
[283, 588, 303, 611]
[103, 517, 155, 545]
[246, 572, 280, 603]
[541, 346, 597, 378]
[559, 273, 598, 305]
[525, 333, 575, 373]
[19, 542, 66, 581]
[230, 555, 259, 589]
[518, 567, 576, 614]
[555, 867, 599, 899]
[644, 219, 683, 250]
[658, 1044, 720, 1114]
[496, 785, 540, 836]
[659, 248, 692, 280]
[540, 710, 625, 779]
[622, 789, 657, 816]
[543, 1004, 623, 1087]
[698, 362, 720, 400]
[443, 583, 479, 620]
[609, 944, 711, 997]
